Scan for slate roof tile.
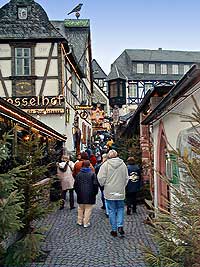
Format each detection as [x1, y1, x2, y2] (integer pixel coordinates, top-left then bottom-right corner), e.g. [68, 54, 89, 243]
[0, 0, 64, 40]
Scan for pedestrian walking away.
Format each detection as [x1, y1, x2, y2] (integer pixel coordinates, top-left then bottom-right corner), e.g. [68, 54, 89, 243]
[74, 160, 99, 228]
[97, 149, 129, 237]
[73, 151, 95, 178]
[126, 156, 141, 215]
[57, 155, 75, 210]
[95, 153, 109, 217]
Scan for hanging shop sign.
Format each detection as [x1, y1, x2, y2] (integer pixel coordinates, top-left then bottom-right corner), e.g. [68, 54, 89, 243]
[5, 95, 65, 108]
[74, 105, 93, 110]
[23, 108, 65, 114]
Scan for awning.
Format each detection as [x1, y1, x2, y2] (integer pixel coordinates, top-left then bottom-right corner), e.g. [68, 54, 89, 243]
[0, 97, 67, 142]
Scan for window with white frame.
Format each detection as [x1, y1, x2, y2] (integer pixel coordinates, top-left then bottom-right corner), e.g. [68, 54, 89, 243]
[98, 79, 104, 87]
[145, 83, 153, 92]
[149, 64, 156, 74]
[172, 64, 179, 74]
[136, 63, 143, 73]
[161, 64, 167, 74]
[15, 48, 31, 75]
[184, 65, 190, 74]
[128, 83, 137, 97]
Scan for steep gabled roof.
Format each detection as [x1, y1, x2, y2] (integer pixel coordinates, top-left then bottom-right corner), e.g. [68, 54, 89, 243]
[107, 64, 127, 81]
[125, 49, 200, 63]
[107, 49, 200, 81]
[0, 0, 64, 40]
[52, 19, 90, 75]
[92, 59, 107, 79]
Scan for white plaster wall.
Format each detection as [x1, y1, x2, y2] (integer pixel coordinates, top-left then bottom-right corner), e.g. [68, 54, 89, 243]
[38, 114, 63, 132]
[35, 59, 46, 76]
[0, 81, 12, 97]
[35, 43, 57, 57]
[35, 59, 58, 77]
[35, 79, 59, 96]
[160, 89, 200, 149]
[152, 86, 200, 210]
[0, 60, 11, 77]
[35, 113, 72, 151]
[0, 44, 11, 57]
[35, 80, 42, 95]
[37, 108, 77, 153]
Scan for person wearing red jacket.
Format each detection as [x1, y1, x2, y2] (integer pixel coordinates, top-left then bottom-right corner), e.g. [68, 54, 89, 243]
[90, 154, 97, 167]
[73, 152, 95, 178]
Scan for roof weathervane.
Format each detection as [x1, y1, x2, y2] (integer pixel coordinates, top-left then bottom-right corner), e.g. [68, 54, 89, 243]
[67, 3, 83, 19]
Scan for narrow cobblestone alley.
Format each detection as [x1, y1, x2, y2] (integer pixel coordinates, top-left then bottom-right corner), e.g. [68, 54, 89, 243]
[30, 195, 155, 267]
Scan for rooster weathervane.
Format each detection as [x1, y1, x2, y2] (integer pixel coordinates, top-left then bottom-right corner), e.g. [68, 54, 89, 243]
[67, 3, 83, 19]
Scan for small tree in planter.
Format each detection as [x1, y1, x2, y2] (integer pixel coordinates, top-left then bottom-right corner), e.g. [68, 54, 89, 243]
[143, 99, 200, 267]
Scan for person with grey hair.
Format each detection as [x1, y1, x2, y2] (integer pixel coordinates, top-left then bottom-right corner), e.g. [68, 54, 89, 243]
[97, 150, 129, 237]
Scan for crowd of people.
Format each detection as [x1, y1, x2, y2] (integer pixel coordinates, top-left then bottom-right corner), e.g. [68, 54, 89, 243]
[56, 136, 141, 238]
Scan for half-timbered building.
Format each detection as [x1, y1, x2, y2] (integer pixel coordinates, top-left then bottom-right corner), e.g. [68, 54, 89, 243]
[0, 0, 93, 154]
[107, 48, 200, 108]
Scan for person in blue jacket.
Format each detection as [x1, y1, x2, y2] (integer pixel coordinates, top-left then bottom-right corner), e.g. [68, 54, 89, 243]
[126, 157, 141, 215]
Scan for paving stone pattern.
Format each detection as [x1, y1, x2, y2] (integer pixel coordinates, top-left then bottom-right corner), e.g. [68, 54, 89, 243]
[30, 194, 156, 267]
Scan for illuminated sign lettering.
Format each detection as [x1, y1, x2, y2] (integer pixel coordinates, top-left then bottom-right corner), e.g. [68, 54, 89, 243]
[74, 105, 92, 110]
[5, 95, 65, 108]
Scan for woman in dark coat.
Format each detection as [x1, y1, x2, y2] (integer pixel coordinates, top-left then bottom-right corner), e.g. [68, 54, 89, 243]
[126, 157, 141, 215]
[74, 160, 98, 228]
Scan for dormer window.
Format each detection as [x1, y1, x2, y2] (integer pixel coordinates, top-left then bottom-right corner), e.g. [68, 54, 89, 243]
[161, 64, 167, 74]
[172, 64, 179, 74]
[149, 64, 156, 74]
[136, 63, 143, 73]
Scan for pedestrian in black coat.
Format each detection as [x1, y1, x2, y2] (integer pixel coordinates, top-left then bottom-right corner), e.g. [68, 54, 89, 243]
[74, 160, 98, 228]
[126, 157, 141, 215]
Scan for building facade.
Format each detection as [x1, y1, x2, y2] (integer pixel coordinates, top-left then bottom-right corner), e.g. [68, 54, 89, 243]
[142, 64, 200, 211]
[107, 48, 200, 109]
[92, 59, 108, 95]
[0, 0, 93, 154]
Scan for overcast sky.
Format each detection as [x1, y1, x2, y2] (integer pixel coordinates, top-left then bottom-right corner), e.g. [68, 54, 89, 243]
[1, 0, 200, 74]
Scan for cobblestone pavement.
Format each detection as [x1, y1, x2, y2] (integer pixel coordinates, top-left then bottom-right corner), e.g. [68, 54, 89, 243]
[30, 194, 155, 267]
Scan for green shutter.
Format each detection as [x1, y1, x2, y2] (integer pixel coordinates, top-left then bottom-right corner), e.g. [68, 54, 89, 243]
[170, 154, 179, 185]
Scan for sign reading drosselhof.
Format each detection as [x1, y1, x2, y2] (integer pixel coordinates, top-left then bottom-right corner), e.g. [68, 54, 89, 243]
[4, 95, 65, 109]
